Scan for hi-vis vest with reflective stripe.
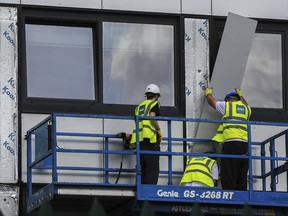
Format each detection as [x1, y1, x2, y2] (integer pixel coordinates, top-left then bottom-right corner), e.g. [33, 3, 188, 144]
[212, 101, 251, 143]
[179, 157, 216, 187]
[130, 100, 160, 145]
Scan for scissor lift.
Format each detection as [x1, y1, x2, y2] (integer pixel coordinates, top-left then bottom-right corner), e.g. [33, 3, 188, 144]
[26, 113, 288, 215]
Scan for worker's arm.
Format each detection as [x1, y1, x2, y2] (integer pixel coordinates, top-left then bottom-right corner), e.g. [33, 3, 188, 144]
[150, 111, 160, 130]
[205, 87, 217, 109]
[150, 111, 162, 143]
[235, 88, 248, 106]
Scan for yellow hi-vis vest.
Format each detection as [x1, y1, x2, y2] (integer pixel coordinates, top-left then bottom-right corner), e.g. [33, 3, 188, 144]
[130, 100, 160, 146]
[179, 157, 216, 187]
[212, 101, 251, 143]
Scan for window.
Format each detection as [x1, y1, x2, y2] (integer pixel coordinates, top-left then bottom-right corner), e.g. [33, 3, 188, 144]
[103, 22, 174, 106]
[22, 9, 182, 116]
[242, 33, 282, 109]
[25, 24, 95, 100]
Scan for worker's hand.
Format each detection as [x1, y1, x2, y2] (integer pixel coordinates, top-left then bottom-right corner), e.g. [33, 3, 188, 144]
[205, 87, 213, 96]
[157, 130, 162, 143]
[235, 88, 243, 97]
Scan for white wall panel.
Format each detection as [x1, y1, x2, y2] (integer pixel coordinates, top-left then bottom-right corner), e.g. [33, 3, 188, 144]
[21, 114, 105, 183]
[182, 0, 211, 15]
[212, 0, 288, 20]
[103, 0, 181, 13]
[104, 117, 184, 185]
[21, 0, 101, 9]
[0, 0, 19, 3]
[22, 114, 184, 186]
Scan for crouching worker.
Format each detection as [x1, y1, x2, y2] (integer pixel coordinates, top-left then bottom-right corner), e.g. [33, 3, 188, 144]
[179, 154, 219, 187]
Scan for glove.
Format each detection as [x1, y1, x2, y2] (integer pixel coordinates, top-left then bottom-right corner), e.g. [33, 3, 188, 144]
[235, 88, 243, 97]
[205, 87, 213, 96]
[116, 132, 132, 150]
[157, 130, 162, 143]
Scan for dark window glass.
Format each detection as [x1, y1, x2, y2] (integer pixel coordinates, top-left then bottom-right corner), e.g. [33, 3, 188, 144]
[26, 24, 95, 100]
[242, 33, 282, 108]
[103, 22, 174, 106]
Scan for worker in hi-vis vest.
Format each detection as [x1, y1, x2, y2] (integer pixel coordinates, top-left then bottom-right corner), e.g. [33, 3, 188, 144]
[130, 84, 162, 184]
[205, 87, 251, 191]
[180, 154, 219, 187]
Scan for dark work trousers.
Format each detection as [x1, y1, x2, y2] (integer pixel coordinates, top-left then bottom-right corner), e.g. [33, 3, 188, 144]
[140, 138, 160, 184]
[220, 141, 249, 190]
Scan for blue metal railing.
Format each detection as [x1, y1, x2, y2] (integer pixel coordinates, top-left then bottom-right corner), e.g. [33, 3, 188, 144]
[26, 113, 288, 212]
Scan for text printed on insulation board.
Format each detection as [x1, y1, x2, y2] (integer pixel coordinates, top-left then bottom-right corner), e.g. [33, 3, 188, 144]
[3, 23, 15, 46]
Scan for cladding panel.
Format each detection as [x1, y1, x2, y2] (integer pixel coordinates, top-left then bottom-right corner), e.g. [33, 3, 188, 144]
[0, 0, 19, 3]
[102, 0, 181, 13]
[182, 0, 211, 15]
[20, 0, 101, 9]
[212, 0, 288, 20]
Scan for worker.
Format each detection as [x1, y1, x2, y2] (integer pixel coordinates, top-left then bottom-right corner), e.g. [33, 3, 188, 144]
[130, 84, 162, 184]
[205, 87, 251, 190]
[179, 153, 219, 187]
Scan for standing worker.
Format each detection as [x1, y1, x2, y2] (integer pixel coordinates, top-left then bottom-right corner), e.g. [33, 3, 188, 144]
[205, 87, 251, 190]
[179, 153, 219, 187]
[130, 84, 162, 184]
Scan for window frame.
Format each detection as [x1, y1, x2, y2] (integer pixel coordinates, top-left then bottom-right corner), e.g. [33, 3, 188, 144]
[20, 7, 184, 117]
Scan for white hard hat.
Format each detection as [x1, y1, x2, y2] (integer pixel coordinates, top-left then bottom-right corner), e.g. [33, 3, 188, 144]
[145, 84, 161, 95]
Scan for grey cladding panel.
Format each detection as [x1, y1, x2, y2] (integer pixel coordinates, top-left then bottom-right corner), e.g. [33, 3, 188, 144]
[210, 13, 258, 100]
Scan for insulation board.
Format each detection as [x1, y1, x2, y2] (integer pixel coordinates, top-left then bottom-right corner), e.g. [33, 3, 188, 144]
[0, 6, 18, 183]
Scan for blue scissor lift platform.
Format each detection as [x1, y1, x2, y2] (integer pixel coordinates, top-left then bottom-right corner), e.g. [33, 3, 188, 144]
[26, 113, 288, 215]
